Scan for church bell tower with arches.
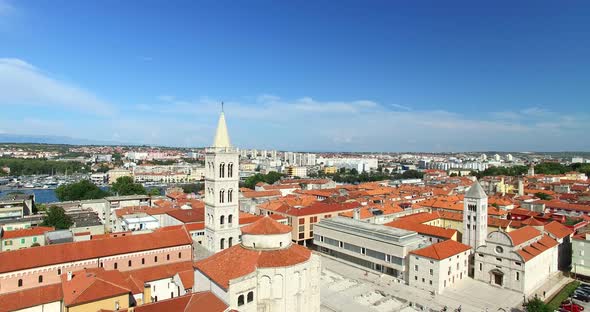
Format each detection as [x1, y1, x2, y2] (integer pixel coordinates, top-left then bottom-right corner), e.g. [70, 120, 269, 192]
[204, 105, 241, 253]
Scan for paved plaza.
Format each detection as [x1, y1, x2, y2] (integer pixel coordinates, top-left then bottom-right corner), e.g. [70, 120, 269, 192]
[319, 253, 569, 312]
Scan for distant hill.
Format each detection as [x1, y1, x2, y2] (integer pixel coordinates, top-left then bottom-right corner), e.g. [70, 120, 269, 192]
[0, 134, 123, 146]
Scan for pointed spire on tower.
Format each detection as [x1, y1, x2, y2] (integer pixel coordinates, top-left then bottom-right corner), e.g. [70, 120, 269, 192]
[212, 102, 231, 148]
[465, 180, 487, 199]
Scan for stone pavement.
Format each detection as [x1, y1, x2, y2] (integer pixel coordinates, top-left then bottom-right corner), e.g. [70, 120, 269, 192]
[319, 253, 532, 312]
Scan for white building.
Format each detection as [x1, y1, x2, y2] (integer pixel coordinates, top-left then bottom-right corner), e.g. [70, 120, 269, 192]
[474, 226, 559, 295]
[194, 217, 321, 312]
[408, 239, 471, 294]
[204, 110, 241, 253]
[314, 216, 426, 281]
[462, 181, 488, 250]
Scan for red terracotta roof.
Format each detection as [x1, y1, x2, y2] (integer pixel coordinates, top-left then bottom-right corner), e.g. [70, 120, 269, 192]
[166, 207, 205, 223]
[0, 228, 192, 274]
[185, 222, 205, 232]
[178, 269, 194, 290]
[61, 268, 132, 306]
[241, 190, 282, 198]
[544, 221, 573, 239]
[507, 226, 541, 246]
[385, 221, 457, 239]
[241, 216, 292, 235]
[0, 284, 63, 312]
[123, 261, 193, 289]
[410, 240, 471, 260]
[1, 226, 54, 239]
[133, 292, 227, 312]
[194, 244, 311, 290]
[516, 235, 558, 262]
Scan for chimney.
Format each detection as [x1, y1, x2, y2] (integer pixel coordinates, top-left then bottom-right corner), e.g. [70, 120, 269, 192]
[67, 271, 73, 281]
[518, 179, 524, 196]
[353, 208, 361, 220]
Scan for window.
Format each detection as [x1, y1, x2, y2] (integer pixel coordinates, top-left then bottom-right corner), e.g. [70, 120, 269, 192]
[3, 240, 11, 246]
[20, 238, 25, 244]
[422, 278, 425, 283]
[57, 268, 61, 275]
[429, 280, 433, 285]
[516, 272, 520, 281]
[298, 225, 305, 232]
[429, 269, 433, 275]
[515, 262, 521, 266]
[166, 254, 170, 261]
[228, 214, 233, 224]
[219, 163, 225, 178]
[114, 262, 118, 269]
[467, 224, 470, 230]
[220, 238, 225, 249]
[495, 246, 504, 254]
[228, 189, 233, 202]
[415, 276, 418, 280]
[142, 258, 145, 264]
[361, 247, 366, 255]
[18, 279, 23, 287]
[299, 233, 305, 239]
[219, 190, 225, 203]
[229, 237, 233, 247]
[33, 237, 37, 243]
[128, 260, 132, 267]
[310, 216, 318, 223]
[38, 275, 43, 283]
[456, 263, 459, 270]
[414, 265, 419, 271]
[496, 258, 502, 262]
[228, 163, 233, 178]
[220, 215, 225, 225]
[479, 263, 482, 271]
[478, 253, 484, 257]
[299, 218, 305, 225]
[178, 252, 182, 259]
[247, 291, 254, 303]
[238, 295, 245, 306]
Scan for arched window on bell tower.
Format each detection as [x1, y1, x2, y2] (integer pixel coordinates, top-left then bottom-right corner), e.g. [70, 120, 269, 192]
[219, 189, 225, 203]
[228, 163, 233, 178]
[228, 189, 233, 202]
[219, 163, 225, 178]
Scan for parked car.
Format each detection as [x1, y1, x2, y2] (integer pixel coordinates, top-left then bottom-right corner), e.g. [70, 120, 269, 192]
[576, 289, 590, 297]
[573, 294, 590, 302]
[561, 303, 584, 312]
[579, 283, 590, 290]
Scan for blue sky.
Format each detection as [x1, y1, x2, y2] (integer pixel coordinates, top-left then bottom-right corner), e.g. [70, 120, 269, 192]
[1, 1, 589, 152]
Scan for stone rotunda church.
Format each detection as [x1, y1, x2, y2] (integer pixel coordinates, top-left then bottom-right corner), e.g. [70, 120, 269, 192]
[194, 108, 321, 312]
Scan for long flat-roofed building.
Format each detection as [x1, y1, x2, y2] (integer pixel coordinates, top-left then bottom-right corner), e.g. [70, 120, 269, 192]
[314, 216, 427, 280]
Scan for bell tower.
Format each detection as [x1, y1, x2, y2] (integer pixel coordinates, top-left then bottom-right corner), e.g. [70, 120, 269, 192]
[204, 106, 241, 253]
[462, 180, 488, 250]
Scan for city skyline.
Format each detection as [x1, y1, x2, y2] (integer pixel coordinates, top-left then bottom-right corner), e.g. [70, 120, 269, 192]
[1, 1, 589, 151]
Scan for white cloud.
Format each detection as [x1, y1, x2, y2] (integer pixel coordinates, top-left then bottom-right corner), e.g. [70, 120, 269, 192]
[0, 58, 115, 115]
[129, 94, 590, 151]
[0, 0, 14, 16]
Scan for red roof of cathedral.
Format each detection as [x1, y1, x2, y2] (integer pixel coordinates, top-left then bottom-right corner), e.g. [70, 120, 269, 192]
[241, 216, 292, 235]
[194, 244, 311, 290]
[507, 226, 541, 246]
[410, 240, 471, 260]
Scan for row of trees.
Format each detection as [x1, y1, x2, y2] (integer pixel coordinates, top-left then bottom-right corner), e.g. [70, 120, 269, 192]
[478, 162, 590, 178]
[55, 176, 160, 201]
[309, 168, 424, 184]
[0, 157, 89, 176]
[243, 172, 285, 189]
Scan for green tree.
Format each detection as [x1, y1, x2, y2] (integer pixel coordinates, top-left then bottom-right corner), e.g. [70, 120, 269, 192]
[42, 206, 73, 229]
[525, 296, 551, 312]
[244, 172, 286, 189]
[182, 183, 204, 194]
[148, 188, 161, 196]
[534, 192, 552, 201]
[55, 180, 110, 201]
[110, 176, 147, 196]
